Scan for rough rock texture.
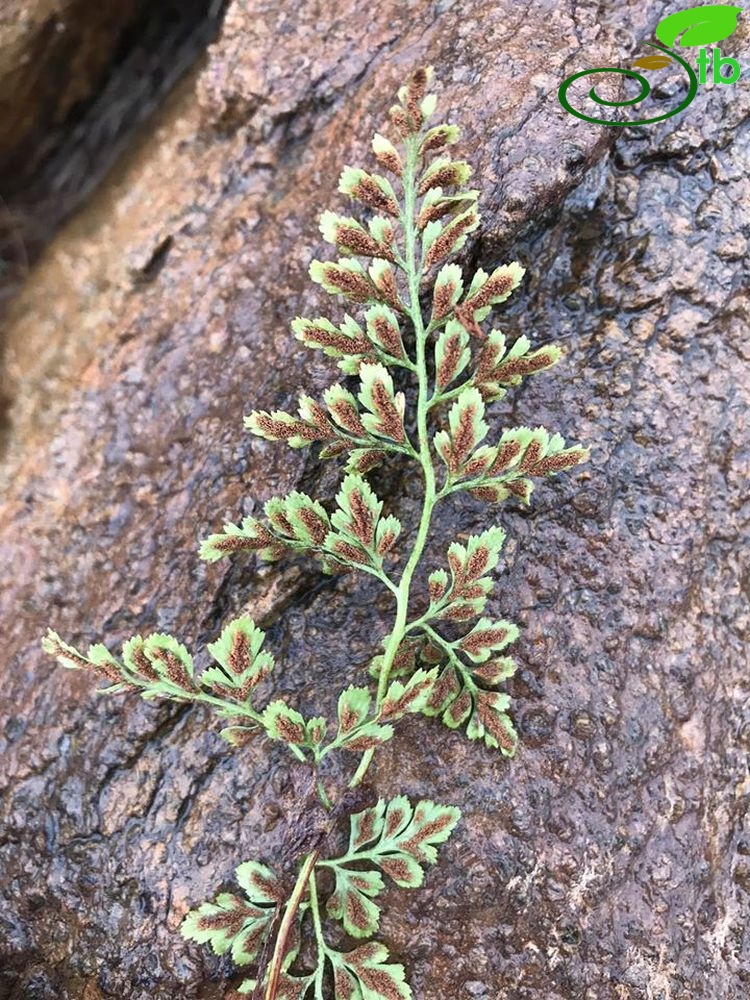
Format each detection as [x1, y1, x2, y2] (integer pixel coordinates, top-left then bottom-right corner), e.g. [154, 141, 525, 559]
[0, 0, 225, 314]
[0, 0, 147, 305]
[1, 2, 749, 999]
[0, 0, 145, 170]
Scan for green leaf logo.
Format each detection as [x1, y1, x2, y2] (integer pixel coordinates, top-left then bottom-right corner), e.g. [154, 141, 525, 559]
[655, 4, 742, 47]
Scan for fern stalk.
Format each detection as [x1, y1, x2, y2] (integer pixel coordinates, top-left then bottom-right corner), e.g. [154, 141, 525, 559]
[349, 131, 437, 791]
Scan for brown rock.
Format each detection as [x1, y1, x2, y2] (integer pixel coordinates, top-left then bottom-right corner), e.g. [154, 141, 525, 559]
[1, 2, 748, 999]
[0, 0, 144, 174]
[0, 0, 225, 314]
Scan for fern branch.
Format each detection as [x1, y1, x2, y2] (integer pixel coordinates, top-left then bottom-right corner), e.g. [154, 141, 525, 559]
[42, 65, 589, 1000]
[348, 122, 441, 791]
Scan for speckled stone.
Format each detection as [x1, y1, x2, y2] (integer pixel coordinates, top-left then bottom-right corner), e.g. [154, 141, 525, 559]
[1, 2, 748, 998]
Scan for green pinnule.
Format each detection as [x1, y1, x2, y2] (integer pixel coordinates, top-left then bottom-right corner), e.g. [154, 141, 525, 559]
[43, 65, 588, 999]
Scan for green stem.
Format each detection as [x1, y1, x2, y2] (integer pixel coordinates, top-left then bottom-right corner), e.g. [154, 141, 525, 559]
[308, 869, 327, 1000]
[316, 778, 333, 811]
[318, 849, 381, 868]
[336, 429, 415, 457]
[348, 562, 400, 596]
[427, 376, 471, 409]
[348, 744, 376, 788]
[348, 134, 438, 789]
[421, 624, 476, 690]
[404, 605, 443, 634]
[420, 623, 458, 660]
[263, 849, 319, 1000]
[188, 690, 308, 763]
[190, 690, 261, 722]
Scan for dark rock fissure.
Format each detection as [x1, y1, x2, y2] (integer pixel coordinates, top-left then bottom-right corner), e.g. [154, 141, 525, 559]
[0, 0, 228, 305]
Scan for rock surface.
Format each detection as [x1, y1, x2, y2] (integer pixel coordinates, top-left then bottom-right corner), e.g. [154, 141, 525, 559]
[0, 0, 144, 172]
[1, 2, 749, 999]
[0, 0, 147, 308]
[0, 0, 225, 314]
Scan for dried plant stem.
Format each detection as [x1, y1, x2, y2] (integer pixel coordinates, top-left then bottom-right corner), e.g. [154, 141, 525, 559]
[263, 849, 320, 1000]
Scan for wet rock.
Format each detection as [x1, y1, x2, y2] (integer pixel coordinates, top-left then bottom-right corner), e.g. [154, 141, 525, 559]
[1, 1, 749, 999]
[0, 0, 145, 174]
[0, 0, 226, 313]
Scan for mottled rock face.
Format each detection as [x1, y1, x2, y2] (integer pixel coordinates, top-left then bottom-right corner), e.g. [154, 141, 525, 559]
[1, 2, 749, 999]
[0, 0, 147, 294]
[0, 0, 143, 165]
[0, 0, 225, 314]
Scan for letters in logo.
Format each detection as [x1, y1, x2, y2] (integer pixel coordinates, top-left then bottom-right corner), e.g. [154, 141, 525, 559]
[558, 4, 743, 126]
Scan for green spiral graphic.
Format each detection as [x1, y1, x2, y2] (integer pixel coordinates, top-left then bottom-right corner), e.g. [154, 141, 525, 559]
[558, 42, 698, 126]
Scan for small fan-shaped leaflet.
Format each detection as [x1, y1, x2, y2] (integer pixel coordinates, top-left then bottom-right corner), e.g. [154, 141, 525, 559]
[430, 264, 464, 326]
[472, 331, 562, 402]
[324, 473, 401, 571]
[422, 625, 519, 756]
[413, 140, 479, 271]
[199, 491, 330, 565]
[323, 668, 438, 758]
[199, 475, 402, 581]
[203, 617, 275, 702]
[292, 305, 411, 375]
[329, 942, 412, 1000]
[331, 685, 394, 754]
[323, 797, 460, 941]
[292, 314, 377, 374]
[243, 365, 411, 476]
[433, 386, 488, 477]
[453, 262, 525, 337]
[41, 629, 199, 701]
[357, 363, 407, 445]
[458, 426, 590, 505]
[426, 525, 507, 623]
[181, 860, 284, 967]
[319, 210, 397, 263]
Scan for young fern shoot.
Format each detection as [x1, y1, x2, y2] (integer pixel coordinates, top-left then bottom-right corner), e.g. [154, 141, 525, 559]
[43, 67, 588, 1000]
